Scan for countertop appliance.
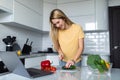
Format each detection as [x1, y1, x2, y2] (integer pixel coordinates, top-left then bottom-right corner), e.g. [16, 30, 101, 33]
[2, 36, 16, 51]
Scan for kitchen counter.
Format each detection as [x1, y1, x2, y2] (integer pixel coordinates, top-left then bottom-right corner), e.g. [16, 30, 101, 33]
[19, 52, 58, 59]
[0, 66, 119, 80]
[0, 52, 58, 61]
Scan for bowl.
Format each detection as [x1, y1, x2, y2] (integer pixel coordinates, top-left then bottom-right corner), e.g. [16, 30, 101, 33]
[88, 63, 112, 74]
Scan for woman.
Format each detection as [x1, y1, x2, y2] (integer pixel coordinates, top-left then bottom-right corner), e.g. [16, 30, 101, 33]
[49, 9, 84, 68]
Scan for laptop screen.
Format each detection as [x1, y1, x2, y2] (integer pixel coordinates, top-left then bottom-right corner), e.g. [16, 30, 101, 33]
[0, 51, 31, 78]
[0, 51, 53, 78]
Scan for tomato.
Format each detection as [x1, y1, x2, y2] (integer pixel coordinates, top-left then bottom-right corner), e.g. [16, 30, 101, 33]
[50, 66, 56, 72]
[41, 66, 56, 72]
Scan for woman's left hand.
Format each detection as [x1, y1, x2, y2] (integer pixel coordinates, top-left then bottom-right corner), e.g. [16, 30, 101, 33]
[65, 60, 75, 68]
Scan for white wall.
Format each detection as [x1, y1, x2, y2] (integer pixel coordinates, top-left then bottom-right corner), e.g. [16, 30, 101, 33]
[0, 24, 42, 52]
[42, 33, 53, 51]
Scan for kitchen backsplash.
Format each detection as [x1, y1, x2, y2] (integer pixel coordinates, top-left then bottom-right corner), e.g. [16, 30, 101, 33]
[84, 31, 110, 54]
[0, 24, 43, 52]
[42, 33, 53, 51]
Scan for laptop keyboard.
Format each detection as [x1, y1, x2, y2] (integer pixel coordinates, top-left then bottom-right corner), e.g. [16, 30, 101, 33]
[27, 68, 53, 78]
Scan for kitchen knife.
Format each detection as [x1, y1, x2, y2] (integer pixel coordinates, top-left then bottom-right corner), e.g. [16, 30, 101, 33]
[30, 41, 33, 46]
[25, 38, 29, 44]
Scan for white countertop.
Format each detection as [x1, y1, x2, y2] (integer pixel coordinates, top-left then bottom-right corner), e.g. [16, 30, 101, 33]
[0, 66, 119, 80]
[19, 53, 58, 59]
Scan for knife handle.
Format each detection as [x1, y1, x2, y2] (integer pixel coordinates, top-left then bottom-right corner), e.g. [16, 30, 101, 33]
[26, 38, 29, 44]
[30, 41, 33, 46]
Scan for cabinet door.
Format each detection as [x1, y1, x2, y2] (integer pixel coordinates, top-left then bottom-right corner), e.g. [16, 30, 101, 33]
[46, 55, 59, 66]
[57, 0, 108, 31]
[0, 0, 43, 31]
[70, 15, 95, 31]
[15, 0, 43, 15]
[57, 0, 94, 16]
[0, 0, 13, 13]
[57, 0, 95, 31]
[14, 1, 43, 30]
[95, 0, 108, 30]
[25, 56, 46, 68]
[43, 2, 57, 31]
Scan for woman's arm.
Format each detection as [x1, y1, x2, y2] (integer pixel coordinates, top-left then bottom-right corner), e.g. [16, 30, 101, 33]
[65, 38, 84, 68]
[73, 38, 84, 62]
[57, 48, 64, 60]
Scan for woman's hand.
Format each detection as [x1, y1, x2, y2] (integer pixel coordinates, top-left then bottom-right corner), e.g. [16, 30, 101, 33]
[65, 60, 75, 68]
[58, 54, 64, 60]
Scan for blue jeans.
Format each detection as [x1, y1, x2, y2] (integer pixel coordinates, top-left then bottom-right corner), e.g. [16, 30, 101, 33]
[59, 60, 81, 67]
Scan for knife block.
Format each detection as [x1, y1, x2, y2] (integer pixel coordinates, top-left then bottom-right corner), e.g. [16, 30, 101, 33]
[22, 44, 31, 55]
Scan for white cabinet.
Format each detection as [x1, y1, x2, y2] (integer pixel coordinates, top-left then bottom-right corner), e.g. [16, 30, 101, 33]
[46, 54, 59, 66]
[0, 0, 13, 13]
[57, 0, 95, 31]
[57, 0, 94, 17]
[0, 0, 43, 31]
[25, 56, 46, 68]
[13, 1, 42, 30]
[15, 0, 43, 15]
[95, 0, 108, 30]
[57, 0, 108, 31]
[24, 54, 59, 68]
[43, 1, 57, 31]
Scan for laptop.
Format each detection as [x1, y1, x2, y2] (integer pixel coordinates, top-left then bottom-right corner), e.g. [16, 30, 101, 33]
[0, 51, 53, 78]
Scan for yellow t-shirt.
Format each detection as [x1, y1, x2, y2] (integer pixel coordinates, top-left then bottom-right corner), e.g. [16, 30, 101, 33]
[58, 24, 84, 62]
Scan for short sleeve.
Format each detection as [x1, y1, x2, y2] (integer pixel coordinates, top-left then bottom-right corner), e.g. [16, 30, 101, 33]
[78, 25, 85, 39]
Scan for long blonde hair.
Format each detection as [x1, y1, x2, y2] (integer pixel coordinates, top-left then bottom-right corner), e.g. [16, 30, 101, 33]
[49, 9, 74, 50]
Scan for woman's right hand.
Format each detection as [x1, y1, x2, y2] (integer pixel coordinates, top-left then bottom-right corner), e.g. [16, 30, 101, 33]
[58, 54, 64, 60]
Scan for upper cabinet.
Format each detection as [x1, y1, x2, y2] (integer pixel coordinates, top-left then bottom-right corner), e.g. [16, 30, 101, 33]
[0, 0, 43, 31]
[57, 0, 94, 16]
[57, 0, 108, 31]
[95, 0, 108, 31]
[15, 0, 43, 15]
[0, 0, 108, 32]
[0, 0, 13, 13]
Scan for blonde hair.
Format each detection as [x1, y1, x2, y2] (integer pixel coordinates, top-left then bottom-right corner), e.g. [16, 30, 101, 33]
[49, 9, 74, 50]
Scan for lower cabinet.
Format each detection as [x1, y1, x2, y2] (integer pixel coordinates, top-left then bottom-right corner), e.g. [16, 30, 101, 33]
[46, 54, 59, 66]
[25, 56, 46, 68]
[25, 54, 59, 68]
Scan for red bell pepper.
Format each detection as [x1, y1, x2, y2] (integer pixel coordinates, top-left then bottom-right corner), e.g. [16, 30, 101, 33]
[40, 60, 57, 72]
[41, 60, 51, 70]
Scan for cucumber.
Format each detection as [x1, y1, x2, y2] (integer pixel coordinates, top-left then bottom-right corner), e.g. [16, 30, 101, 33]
[62, 65, 76, 70]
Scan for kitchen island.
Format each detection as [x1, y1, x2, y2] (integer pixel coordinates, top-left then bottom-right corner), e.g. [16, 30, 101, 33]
[0, 66, 119, 80]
